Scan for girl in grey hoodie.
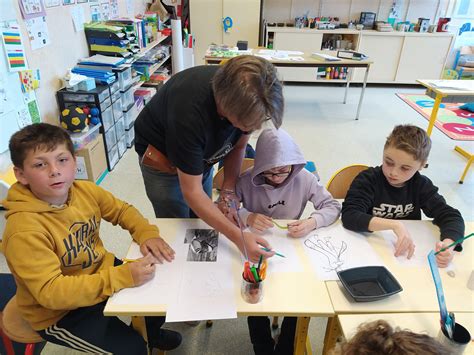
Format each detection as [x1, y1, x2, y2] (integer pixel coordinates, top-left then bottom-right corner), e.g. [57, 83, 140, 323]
[236, 128, 341, 354]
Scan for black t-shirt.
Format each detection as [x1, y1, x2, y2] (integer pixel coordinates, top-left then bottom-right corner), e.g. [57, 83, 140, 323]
[134, 65, 243, 175]
[341, 166, 465, 249]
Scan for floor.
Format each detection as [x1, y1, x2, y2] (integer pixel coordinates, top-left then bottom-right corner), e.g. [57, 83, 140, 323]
[1, 84, 473, 354]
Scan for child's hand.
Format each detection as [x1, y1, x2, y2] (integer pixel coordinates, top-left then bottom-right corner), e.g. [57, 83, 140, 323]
[140, 237, 175, 263]
[392, 222, 415, 259]
[129, 253, 157, 286]
[288, 218, 316, 238]
[435, 239, 455, 268]
[247, 213, 273, 232]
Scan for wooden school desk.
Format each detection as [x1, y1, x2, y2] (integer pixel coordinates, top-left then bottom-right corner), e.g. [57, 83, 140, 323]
[416, 79, 474, 183]
[323, 221, 474, 353]
[337, 313, 473, 352]
[104, 218, 334, 355]
[205, 51, 373, 120]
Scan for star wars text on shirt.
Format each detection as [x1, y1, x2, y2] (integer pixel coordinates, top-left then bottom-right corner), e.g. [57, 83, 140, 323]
[372, 203, 414, 218]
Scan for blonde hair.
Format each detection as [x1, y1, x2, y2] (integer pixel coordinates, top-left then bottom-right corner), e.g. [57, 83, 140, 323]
[330, 320, 450, 355]
[212, 55, 283, 130]
[384, 125, 431, 163]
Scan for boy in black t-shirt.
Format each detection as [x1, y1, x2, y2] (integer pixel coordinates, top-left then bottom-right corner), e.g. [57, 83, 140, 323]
[342, 125, 464, 267]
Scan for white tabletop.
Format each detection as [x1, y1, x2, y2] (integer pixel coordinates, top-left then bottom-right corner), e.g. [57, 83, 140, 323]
[326, 221, 474, 314]
[104, 218, 334, 317]
[417, 80, 474, 95]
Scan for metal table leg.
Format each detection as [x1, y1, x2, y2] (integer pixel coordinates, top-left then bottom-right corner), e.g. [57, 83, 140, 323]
[355, 65, 370, 120]
[343, 68, 351, 104]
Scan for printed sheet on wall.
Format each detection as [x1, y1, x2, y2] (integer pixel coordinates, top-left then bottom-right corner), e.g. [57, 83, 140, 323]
[0, 20, 37, 153]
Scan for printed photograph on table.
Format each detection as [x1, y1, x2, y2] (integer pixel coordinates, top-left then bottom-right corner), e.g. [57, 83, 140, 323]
[184, 229, 219, 262]
[397, 93, 474, 141]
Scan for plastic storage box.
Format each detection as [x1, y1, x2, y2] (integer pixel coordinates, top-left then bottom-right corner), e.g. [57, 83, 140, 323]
[69, 123, 101, 151]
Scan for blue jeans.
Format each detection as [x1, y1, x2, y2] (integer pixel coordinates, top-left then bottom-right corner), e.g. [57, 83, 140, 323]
[139, 158, 213, 218]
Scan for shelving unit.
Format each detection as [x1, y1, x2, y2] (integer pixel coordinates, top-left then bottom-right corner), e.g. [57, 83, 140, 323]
[265, 27, 455, 84]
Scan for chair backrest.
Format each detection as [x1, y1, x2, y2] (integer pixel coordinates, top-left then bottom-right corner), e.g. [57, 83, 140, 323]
[326, 164, 369, 199]
[2, 296, 42, 344]
[213, 158, 255, 191]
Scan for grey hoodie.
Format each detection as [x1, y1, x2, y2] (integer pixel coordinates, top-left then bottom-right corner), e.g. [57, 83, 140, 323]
[236, 128, 341, 228]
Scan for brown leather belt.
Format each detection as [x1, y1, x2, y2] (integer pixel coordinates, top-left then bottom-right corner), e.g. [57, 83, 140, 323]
[141, 144, 177, 174]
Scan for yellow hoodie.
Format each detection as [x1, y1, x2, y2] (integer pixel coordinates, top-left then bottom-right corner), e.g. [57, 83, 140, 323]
[2, 181, 160, 330]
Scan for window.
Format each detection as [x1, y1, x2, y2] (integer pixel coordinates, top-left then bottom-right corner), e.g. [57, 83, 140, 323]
[452, 0, 474, 18]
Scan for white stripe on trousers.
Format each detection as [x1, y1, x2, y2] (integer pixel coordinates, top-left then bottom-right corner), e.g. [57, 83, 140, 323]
[45, 324, 111, 354]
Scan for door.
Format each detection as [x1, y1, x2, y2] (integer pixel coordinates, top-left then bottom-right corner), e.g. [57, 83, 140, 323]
[222, 0, 261, 48]
[190, 0, 223, 65]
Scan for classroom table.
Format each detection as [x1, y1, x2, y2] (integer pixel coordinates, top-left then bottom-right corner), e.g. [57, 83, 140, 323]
[337, 313, 473, 352]
[205, 50, 373, 120]
[416, 80, 474, 137]
[322, 221, 474, 354]
[104, 218, 334, 355]
[416, 79, 474, 183]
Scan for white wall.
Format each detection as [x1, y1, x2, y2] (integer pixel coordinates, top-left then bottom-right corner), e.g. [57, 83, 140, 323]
[0, 0, 150, 173]
[264, 0, 451, 24]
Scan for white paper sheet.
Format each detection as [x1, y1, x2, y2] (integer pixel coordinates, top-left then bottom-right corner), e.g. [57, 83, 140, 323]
[257, 49, 304, 56]
[109, 221, 238, 322]
[302, 223, 384, 281]
[165, 224, 237, 322]
[379, 220, 443, 267]
[259, 227, 304, 273]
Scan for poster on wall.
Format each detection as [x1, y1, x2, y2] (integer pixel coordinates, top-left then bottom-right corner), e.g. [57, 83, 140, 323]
[110, 0, 119, 19]
[70, 6, 86, 32]
[18, 0, 47, 20]
[63, 0, 76, 5]
[44, 0, 60, 7]
[25, 16, 51, 50]
[0, 22, 36, 154]
[1, 22, 27, 72]
[100, 0, 111, 21]
[125, 0, 133, 15]
[77, 0, 89, 3]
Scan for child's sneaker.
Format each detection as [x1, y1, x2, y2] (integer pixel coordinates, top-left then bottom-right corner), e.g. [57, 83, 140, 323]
[150, 329, 182, 351]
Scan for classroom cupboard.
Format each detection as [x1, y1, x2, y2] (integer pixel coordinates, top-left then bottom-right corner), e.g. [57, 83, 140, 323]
[189, 0, 261, 65]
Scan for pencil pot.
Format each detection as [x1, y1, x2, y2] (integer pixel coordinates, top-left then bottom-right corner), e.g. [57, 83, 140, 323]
[241, 278, 264, 304]
[437, 322, 471, 354]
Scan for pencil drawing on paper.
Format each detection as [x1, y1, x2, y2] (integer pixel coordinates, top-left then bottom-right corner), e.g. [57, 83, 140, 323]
[304, 235, 347, 272]
[184, 229, 219, 262]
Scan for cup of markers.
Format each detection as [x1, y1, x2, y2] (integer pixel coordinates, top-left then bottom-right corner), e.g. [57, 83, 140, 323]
[241, 257, 267, 304]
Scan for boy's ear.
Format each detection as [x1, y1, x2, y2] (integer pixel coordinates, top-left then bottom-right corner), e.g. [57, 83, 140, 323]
[13, 166, 28, 186]
[419, 161, 428, 170]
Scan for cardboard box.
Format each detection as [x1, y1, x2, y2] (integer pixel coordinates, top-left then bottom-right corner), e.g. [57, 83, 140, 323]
[75, 134, 108, 183]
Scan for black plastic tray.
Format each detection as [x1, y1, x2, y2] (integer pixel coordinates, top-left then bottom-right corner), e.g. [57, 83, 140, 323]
[337, 266, 403, 302]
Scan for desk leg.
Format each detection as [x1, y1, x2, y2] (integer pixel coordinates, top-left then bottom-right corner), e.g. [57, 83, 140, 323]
[322, 316, 342, 355]
[131, 317, 165, 355]
[427, 94, 443, 137]
[294, 316, 311, 355]
[454, 145, 473, 183]
[355, 65, 370, 120]
[343, 69, 351, 104]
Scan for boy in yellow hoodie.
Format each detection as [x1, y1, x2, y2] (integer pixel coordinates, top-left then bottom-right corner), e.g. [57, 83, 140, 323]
[2, 123, 182, 354]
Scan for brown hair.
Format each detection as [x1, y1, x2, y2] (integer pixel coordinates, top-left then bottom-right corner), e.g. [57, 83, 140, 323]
[9, 123, 74, 168]
[331, 320, 451, 355]
[384, 125, 431, 163]
[212, 55, 284, 130]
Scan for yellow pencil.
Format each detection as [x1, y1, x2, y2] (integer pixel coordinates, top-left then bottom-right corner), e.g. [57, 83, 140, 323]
[122, 258, 138, 263]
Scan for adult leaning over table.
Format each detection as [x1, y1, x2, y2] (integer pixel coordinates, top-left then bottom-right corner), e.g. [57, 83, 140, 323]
[134, 55, 284, 262]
